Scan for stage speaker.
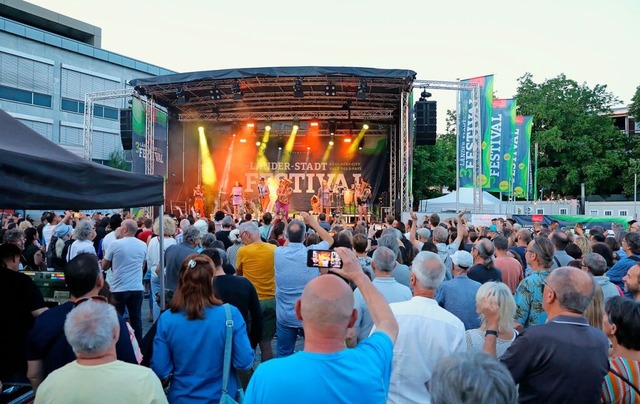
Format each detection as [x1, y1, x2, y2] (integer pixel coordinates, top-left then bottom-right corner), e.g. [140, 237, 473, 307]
[415, 100, 437, 145]
[119, 109, 133, 150]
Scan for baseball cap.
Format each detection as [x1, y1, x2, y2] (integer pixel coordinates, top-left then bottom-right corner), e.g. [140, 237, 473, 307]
[416, 228, 431, 240]
[451, 250, 473, 269]
[489, 225, 498, 232]
[54, 224, 73, 238]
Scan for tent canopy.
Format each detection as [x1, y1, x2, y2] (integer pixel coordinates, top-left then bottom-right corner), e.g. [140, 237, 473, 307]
[0, 109, 164, 210]
[421, 188, 503, 213]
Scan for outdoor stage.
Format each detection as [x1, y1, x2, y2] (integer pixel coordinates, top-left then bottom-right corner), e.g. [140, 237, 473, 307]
[129, 66, 417, 218]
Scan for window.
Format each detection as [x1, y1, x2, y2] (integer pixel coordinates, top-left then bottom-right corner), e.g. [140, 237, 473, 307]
[536, 208, 544, 214]
[604, 210, 613, 217]
[61, 67, 120, 108]
[559, 208, 568, 215]
[589, 210, 599, 216]
[60, 97, 118, 120]
[17, 119, 52, 141]
[619, 210, 628, 217]
[0, 51, 53, 94]
[60, 125, 83, 146]
[0, 85, 52, 107]
[92, 130, 122, 160]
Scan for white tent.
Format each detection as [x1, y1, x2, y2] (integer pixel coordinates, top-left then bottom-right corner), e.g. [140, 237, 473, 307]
[419, 188, 503, 213]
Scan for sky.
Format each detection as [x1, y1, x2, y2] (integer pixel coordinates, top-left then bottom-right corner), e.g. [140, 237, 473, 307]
[29, 0, 640, 127]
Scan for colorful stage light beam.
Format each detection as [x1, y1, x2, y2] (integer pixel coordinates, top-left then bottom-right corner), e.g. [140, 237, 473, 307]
[198, 126, 217, 186]
[255, 124, 271, 171]
[322, 136, 334, 163]
[220, 133, 236, 192]
[281, 124, 298, 164]
[347, 125, 368, 154]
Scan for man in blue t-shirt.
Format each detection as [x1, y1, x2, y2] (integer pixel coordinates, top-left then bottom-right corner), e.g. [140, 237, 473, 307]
[245, 248, 398, 403]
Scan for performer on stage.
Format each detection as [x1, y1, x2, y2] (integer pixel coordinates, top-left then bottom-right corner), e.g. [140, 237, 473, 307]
[317, 179, 332, 217]
[275, 178, 293, 218]
[355, 177, 371, 223]
[231, 181, 244, 219]
[193, 184, 205, 218]
[257, 177, 270, 214]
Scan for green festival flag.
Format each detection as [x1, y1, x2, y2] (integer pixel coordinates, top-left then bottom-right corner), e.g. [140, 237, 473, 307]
[512, 115, 533, 198]
[457, 75, 494, 188]
[486, 98, 517, 192]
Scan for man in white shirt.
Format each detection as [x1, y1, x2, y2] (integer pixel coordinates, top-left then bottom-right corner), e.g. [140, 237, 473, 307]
[102, 219, 147, 343]
[99, 214, 123, 259]
[382, 251, 466, 404]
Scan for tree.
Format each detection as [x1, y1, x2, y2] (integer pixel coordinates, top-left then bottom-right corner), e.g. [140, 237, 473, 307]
[515, 73, 627, 196]
[412, 110, 457, 201]
[630, 85, 640, 123]
[106, 150, 131, 171]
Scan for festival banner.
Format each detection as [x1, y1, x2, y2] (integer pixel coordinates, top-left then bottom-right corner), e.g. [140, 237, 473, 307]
[512, 115, 532, 198]
[194, 124, 388, 215]
[131, 97, 168, 177]
[457, 75, 494, 188]
[485, 98, 516, 192]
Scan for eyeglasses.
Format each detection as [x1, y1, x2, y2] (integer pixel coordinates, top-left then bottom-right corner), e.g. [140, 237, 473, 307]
[540, 280, 556, 296]
[74, 295, 109, 307]
[525, 249, 536, 254]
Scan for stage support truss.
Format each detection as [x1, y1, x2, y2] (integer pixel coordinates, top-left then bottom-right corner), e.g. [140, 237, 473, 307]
[178, 109, 395, 122]
[399, 91, 411, 214]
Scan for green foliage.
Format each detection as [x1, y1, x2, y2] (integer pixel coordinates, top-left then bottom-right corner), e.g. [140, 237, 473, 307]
[106, 150, 131, 171]
[515, 73, 627, 196]
[630, 85, 640, 122]
[412, 110, 457, 200]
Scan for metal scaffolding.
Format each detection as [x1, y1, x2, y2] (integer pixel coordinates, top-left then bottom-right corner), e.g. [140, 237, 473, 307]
[389, 124, 397, 215]
[145, 97, 155, 176]
[178, 109, 395, 123]
[399, 91, 412, 214]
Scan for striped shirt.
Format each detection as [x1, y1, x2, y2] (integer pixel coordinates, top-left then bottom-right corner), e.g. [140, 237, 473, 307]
[602, 357, 640, 403]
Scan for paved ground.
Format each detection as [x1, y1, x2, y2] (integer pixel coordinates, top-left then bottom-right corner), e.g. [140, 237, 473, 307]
[140, 296, 304, 366]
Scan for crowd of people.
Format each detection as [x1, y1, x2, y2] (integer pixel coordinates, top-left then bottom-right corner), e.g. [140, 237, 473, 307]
[1, 209, 639, 403]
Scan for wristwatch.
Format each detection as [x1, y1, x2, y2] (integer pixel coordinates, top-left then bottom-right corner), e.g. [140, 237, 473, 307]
[485, 330, 498, 337]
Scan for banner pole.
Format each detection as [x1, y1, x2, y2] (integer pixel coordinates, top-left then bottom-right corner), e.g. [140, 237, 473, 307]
[455, 82, 461, 212]
[534, 142, 539, 202]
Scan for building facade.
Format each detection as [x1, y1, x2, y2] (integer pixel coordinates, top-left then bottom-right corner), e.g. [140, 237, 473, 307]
[0, 0, 173, 162]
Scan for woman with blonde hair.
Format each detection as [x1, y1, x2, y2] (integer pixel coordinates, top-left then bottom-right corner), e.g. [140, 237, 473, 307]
[583, 284, 605, 330]
[466, 282, 518, 358]
[574, 235, 591, 257]
[147, 215, 177, 320]
[152, 254, 254, 402]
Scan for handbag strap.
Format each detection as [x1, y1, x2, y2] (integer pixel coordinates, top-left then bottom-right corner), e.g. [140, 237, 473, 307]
[221, 303, 234, 395]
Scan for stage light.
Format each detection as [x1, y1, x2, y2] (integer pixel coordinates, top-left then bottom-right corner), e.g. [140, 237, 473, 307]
[358, 145, 363, 150]
[356, 79, 368, 100]
[239, 138, 247, 143]
[176, 86, 187, 104]
[328, 119, 337, 135]
[293, 77, 304, 98]
[210, 86, 222, 100]
[265, 120, 272, 132]
[329, 135, 335, 146]
[246, 122, 255, 128]
[342, 100, 352, 110]
[256, 141, 261, 146]
[344, 136, 352, 143]
[363, 123, 370, 130]
[325, 82, 336, 96]
[419, 89, 432, 101]
[198, 126, 204, 131]
[292, 118, 300, 131]
[232, 79, 243, 100]
[309, 119, 319, 127]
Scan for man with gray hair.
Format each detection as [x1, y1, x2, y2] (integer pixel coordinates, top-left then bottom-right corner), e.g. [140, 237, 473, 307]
[101, 219, 147, 342]
[352, 246, 412, 344]
[66, 219, 96, 261]
[435, 250, 482, 330]
[376, 233, 411, 288]
[274, 212, 334, 357]
[162, 226, 201, 297]
[236, 221, 277, 361]
[34, 300, 166, 403]
[432, 211, 467, 280]
[378, 251, 465, 404]
[215, 215, 234, 250]
[483, 267, 609, 403]
[430, 352, 517, 404]
[581, 252, 621, 300]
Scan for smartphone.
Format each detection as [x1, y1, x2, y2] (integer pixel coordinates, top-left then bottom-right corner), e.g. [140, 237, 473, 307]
[374, 224, 383, 231]
[307, 249, 343, 269]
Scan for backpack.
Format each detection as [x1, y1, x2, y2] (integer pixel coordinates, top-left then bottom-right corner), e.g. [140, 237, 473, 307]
[45, 235, 59, 268]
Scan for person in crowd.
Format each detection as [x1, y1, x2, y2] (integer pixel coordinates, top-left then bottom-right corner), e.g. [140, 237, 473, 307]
[605, 237, 622, 264]
[48, 223, 74, 271]
[581, 252, 621, 300]
[408, 211, 431, 251]
[66, 219, 96, 261]
[514, 236, 555, 331]
[244, 248, 398, 402]
[215, 215, 234, 250]
[484, 267, 609, 403]
[565, 242, 583, 260]
[383, 251, 466, 404]
[162, 226, 201, 302]
[274, 213, 334, 357]
[601, 296, 640, 402]
[376, 233, 411, 288]
[0, 243, 47, 383]
[509, 228, 531, 265]
[430, 352, 517, 404]
[623, 263, 640, 301]
[27, 253, 137, 391]
[24, 227, 45, 270]
[493, 236, 523, 294]
[3, 228, 26, 267]
[271, 221, 286, 246]
[136, 218, 154, 243]
[435, 250, 481, 330]
[549, 230, 572, 267]
[352, 246, 411, 345]
[146, 215, 177, 322]
[42, 211, 72, 251]
[93, 216, 109, 254]
[99, 213, 122, 259]
[468, 238, 503, 284]
[101, 219, 147, 342]
[225, 229, 242, 268]
[353, 233, 373, 278]
[583, 283, 606, 329]
[201, 248, 262, 350]
[152, 255, 254, 402]
[34, 300, 166, 404]
[173, 218, 190, 244]
[592, 242, 616, 269]
[466, 282, 517, 358]
[431, 211, 466, 280]
[259, 212, 274, 241]
[606, 232, 640, 296]
[236, 221, 278, 362]
[317, 213, 331, 232]
[574, 234, 592, 257]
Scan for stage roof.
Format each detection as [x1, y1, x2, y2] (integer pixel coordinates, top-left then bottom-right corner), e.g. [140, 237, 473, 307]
[130, 66, 416, 126]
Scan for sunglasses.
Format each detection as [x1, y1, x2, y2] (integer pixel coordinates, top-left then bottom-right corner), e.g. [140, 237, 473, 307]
[74, 295, 109, 307]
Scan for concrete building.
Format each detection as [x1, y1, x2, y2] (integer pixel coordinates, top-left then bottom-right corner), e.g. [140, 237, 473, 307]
[0, 0, 174, 162]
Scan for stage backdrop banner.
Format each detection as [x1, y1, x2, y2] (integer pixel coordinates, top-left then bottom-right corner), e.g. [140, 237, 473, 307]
[458, 75, 494, 188]
[485, 98, 516, 192]
[131, 98, 168, 177]
[512, 115, 533, 198]
[512, 215, 630, 231]
[201, 129, 388, 215]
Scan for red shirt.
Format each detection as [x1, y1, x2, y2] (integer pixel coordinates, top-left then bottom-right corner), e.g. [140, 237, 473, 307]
[137, 230, 153, 243]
